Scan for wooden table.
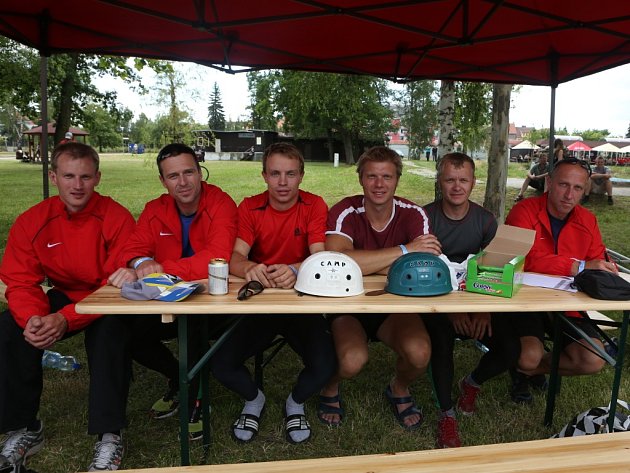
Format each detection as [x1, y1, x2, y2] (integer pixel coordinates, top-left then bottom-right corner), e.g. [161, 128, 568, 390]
[117, 431, 630, 473]
[76, 276, 630, 466]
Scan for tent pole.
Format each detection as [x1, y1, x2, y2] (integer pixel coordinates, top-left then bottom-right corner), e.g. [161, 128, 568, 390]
[40, 55, 49, 200]
[39, 9, 50, 200]
[548, 86, 556, 171]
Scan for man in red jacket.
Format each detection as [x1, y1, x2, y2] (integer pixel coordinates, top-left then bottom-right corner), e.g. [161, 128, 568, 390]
[0, 142, 135, 472]
[108, 143, 237, 440]
[506, 158, 617, 399]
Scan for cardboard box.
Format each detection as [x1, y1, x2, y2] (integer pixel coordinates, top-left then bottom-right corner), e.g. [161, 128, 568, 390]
[466, 224, 536, 298]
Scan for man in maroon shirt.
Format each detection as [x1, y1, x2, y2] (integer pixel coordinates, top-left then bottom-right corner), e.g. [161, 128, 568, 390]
[319, 146, 440, 431]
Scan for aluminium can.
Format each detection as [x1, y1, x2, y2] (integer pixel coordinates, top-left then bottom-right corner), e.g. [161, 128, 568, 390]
[208, 258, 229, 295]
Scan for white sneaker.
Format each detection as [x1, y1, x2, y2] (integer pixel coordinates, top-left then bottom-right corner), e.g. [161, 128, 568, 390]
[88, 433, 123, 471]
[0, 421, 44, 470]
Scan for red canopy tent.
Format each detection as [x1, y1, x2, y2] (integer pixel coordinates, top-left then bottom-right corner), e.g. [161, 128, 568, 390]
[2, 1, 630, 85]
[567, 141, 593, 151]
[1, 1, 630, 196]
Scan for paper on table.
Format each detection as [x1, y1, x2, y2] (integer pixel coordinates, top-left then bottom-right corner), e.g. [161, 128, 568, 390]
[521, 273, 577, 292]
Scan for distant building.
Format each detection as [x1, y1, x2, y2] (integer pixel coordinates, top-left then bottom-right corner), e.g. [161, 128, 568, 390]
[385, 118, 409, 157]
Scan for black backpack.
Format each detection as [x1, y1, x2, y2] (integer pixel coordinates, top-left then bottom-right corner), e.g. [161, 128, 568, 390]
[573, 269, 630, 300]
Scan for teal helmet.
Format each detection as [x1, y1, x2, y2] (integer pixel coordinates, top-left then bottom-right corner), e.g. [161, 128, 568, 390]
[385, 252, 452, 297]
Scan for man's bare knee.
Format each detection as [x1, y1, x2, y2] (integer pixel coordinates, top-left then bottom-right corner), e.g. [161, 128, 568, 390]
[337, 349, 368, 378]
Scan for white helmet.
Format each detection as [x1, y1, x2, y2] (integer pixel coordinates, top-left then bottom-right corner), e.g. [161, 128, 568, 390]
[295, 251, 364, 297]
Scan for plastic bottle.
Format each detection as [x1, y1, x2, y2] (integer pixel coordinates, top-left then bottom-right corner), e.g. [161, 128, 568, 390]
[41, 350, 81, 371]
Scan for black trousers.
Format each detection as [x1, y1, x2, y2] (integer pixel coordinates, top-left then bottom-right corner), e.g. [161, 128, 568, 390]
[0, 290, 132, 435]
[423, 313, 521, 411]
[210, 314, 337, 404]
[128, 314, 230, 406]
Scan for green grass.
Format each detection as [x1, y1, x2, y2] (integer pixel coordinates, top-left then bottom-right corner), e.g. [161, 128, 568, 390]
[0, 153, 629, 472]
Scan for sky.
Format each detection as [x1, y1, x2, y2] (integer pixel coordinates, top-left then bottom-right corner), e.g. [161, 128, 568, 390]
[94, 62, 630, 137]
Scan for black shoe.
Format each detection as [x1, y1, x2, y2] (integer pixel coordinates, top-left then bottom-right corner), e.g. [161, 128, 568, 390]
[608, 196, 613, 205]
[509, 369, 533, 404]
[528, 374, 548, 392]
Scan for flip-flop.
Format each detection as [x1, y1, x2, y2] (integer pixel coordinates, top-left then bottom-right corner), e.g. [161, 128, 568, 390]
[284, 412, 311, 444]
[231, 411, 263, 443]
[384, 384, 424, 431]
[317, 393, 344, 426]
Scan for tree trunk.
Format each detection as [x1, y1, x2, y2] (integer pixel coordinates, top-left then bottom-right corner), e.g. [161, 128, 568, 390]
[436, 80, 456, 199]
[326, 128, 334, 162]
[342, 131, 354, 164]
[54, 53, 79, 145]
[484, 84, 512, 223]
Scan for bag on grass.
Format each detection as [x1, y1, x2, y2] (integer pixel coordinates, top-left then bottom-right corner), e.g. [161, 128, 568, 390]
[573, 269, 630, 300]
[552, 400, 630, 438]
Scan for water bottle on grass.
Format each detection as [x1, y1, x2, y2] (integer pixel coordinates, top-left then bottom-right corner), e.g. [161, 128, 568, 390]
[41, 350, 81, 371]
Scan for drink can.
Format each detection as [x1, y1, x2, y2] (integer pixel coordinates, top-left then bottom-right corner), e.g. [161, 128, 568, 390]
[208, 258, 229, 295]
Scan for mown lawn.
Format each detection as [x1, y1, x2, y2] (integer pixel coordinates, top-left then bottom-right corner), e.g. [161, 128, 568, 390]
[0, 153, 629, 472]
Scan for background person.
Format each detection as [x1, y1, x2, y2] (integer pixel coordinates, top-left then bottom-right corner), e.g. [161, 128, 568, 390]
[515, 153, 549, 201]
[319, 146, 439, 431]
[583, 156, 613, 204]
[210, 143, 336, 445]
[58, 131, 75, 146]
[108, 143, 237, 440]
[422, 152, 498, 448]
[552, 138, 565, 164]
[0, 142, 135, 472]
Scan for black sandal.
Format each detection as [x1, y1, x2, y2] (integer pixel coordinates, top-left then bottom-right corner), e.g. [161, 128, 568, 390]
[384, 384, 424, 431]
[317, 393, 344, 426]
[231, 412, 262, 443]
[284, 413, 311, 444]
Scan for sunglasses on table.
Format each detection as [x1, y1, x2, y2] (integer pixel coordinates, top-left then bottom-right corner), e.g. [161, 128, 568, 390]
[237, 280, 264, 301]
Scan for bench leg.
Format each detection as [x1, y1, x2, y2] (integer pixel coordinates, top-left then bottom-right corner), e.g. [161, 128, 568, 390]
[607, 310, 629, 431]
[544, 313, 563, 427]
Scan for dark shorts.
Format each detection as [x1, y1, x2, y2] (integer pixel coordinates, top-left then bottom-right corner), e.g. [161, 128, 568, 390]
[502, 312, 546, 341]
[329, 314, 389, 341]
[529, 179, 545, 191]
[545, 312, 602, 350]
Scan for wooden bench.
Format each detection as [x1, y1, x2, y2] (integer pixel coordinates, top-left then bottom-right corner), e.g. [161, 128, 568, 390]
[117, 432, 630, 472]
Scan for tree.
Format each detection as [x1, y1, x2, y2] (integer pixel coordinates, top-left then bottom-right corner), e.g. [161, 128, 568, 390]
[626, 123, 630, 139]
[484, 84, 511, 221]
[0, 37, 173, 146]
[527, 127, 568, 145]
[207, 82, 226, 130]
[402, 81, 439, 158]
[153, 66, 193, 144]
[576, 129, 610, 141]
[130, 113, 156, 149]
[247, 71, 279, 131]
[454, 82, 493, 154]
[437, 81, 457, 159]
[436, 80, 456, 198]
[82, 103, 131, 152]
[274, 71, 392, 164]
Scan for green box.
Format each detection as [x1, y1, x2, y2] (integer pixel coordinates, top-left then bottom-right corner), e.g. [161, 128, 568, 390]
[466, 225, 535, 298]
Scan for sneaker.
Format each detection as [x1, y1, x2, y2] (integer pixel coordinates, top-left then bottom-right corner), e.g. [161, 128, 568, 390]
[150, 385, 179, 419]
[514, 195, 524, 202]
[88, 433, 123, 471]
[0, 422, 44, 469]
[457, 377, 480, 416]
[436, 415, 461, 448]
[188, 400, 203, 442]
[608, 196, 614, 205]
[509, 370, 533, 404]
